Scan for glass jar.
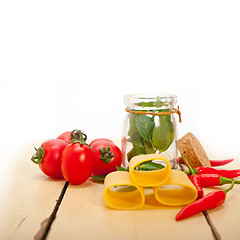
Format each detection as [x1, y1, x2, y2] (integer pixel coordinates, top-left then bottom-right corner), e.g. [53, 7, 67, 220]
[121, 93, 181, 169]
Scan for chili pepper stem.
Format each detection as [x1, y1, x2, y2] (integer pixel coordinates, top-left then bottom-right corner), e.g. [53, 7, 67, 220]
[223, 180, 235, 194]
[181, 155, 195, 175]
[181, 155, 204, 199]
[219, 176, 236, 185]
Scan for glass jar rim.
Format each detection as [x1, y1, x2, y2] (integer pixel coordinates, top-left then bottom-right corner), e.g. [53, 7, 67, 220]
[124, 93, 177, 108]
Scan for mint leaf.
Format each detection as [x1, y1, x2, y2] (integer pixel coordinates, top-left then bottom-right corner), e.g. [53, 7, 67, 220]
[152, 116, 174, 152]
[137, 96, 167, 108]
[135, 115, 155, 142]
[143, 139, 155, 154]
[155, 96, 165, 108]
[91, 175, 106, 181]
[138, 161, 165, 171]
[127, 146, 145, 161]
[137, 101, 155, 108]
[127, 114, 144, 148]
[116, 166, 129, 172]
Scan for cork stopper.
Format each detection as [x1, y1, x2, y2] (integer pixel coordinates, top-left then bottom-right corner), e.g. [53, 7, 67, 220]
[177, 132, 211, 168]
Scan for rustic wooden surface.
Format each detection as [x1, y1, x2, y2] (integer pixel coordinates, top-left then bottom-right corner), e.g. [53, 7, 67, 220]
[1, 140, 240, 240]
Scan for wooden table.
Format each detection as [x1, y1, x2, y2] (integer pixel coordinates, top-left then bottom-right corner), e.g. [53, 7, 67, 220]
[1, 140, 240, 240]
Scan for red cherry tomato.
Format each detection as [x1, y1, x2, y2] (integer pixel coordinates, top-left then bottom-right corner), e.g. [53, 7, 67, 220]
[89, 138, 114, 145]
[31, 139, 68, 178]
[90, 140, 122, 175]
[61, 143, 94, 185]
[57, 131, 72, 143]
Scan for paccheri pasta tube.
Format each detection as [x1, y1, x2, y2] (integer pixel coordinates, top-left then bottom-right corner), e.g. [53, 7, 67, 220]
[103, 154, 197, 210]
[104, 171, 145, 210]
[129, 154, 171, 187]
[152, 170, 198, 206]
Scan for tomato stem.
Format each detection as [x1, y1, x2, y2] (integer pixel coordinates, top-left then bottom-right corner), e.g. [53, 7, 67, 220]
[69, 130, 93, 150]
[31, 146, 45, 164]
[100, 146, 115, 164]
[70, 129, 87, 142]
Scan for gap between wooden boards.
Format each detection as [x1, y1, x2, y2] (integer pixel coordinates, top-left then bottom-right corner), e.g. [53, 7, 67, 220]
[33, 179, 222, 240]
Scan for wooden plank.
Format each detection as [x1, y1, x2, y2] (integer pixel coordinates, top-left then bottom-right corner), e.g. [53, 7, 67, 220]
[47, 139, 214, 240]
[202, 159, 240, 240]
[2, 139, 239, 240]
[0, 141, 67, 240]
[47, 179, 214, 240]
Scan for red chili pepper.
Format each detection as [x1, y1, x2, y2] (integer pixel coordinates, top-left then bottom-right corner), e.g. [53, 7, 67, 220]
[184, 167, 240, 178]
[178, 157, 234, 167]
[175, 180, 235, 221]
[209, 158, 234, 167]
[198, 174, 240, 187]
[190, 175, 204, 199]
[181, 155, 204, 199]
[195, 167, 240, 178]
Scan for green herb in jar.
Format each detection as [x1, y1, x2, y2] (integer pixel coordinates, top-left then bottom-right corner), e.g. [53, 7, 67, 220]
[127, 99, 175, 161]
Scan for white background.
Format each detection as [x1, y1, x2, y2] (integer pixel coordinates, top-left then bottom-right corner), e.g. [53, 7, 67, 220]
[1, 0, 240, 160]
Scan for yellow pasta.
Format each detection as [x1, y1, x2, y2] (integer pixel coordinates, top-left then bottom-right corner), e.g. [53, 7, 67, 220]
[103, 171, 145, 210]
[103, 154, 198, 210]
[129, 154, 171, 187]
[152, 170, 198, 206]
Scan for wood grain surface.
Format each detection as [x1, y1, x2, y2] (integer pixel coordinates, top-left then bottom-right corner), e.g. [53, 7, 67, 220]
[1, 140, 240, 240]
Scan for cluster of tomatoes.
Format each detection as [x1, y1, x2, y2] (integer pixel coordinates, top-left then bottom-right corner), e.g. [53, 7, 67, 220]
[31, 130, 122, 185]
